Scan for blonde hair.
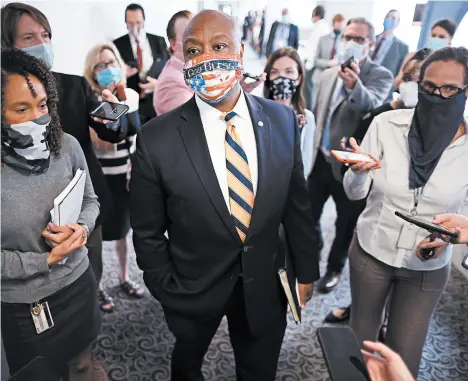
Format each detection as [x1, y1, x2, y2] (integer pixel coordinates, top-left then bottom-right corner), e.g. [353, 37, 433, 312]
[83, 42, 126, 95]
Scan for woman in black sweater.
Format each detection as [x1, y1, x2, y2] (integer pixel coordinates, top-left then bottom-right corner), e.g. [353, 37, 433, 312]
[325, 48, 432, 328]
[1, 3, 133, 300]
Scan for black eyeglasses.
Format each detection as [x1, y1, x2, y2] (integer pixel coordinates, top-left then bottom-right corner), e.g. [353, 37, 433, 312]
[94, 60, 118, 71]
[418, 81, 468, 99]
[342, 35, 368, 45]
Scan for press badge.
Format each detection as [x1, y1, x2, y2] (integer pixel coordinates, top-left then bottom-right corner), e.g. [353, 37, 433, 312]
[397, 223, 418, 251]
[31, 302, 54, 334]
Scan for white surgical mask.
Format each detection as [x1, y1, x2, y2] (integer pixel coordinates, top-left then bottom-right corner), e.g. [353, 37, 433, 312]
[340, 41, 366, 63]
[399, 81, 419, 108]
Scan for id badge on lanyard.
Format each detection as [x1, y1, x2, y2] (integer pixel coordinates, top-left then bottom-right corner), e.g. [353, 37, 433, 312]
[397, 187, 423, 250]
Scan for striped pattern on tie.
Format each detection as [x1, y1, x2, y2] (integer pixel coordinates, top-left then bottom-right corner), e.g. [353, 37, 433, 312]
[221, 111, 255, 242]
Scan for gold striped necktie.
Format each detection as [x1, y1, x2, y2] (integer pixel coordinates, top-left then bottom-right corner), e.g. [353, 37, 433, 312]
[221, 111, 255, 242]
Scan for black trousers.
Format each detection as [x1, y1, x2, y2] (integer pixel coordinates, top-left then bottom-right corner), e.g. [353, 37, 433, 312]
[164, 280, 286, 381]
[307, 150, 366, 274]
[87, 225, 103, 285]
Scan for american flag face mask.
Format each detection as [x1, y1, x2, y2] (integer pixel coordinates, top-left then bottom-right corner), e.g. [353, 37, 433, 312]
[183, 53, 243, 105]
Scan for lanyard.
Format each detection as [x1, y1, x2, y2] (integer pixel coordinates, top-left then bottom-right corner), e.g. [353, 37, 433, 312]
[410, 187, 424, 215]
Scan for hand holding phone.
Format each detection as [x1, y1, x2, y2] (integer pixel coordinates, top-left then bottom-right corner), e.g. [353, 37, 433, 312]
[243, 72, 261, 81]
[395, 211, 459, 238]
[90, 101, 129, 122]
[341, 56, 355, 72]
[331, 150, 377, 164]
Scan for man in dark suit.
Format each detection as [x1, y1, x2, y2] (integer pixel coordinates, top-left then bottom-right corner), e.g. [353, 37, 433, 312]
[130, 9, 320, 381]
[266, 8, 299, 57]
[371, 9, 409, 98]
[113, 3, 169, 122]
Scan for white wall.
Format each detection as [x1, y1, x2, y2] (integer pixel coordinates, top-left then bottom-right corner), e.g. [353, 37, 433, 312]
[2, 0, 198, 75]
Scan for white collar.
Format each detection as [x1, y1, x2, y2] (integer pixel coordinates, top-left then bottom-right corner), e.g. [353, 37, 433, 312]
[129, 30, 147, 43]
[195, 89, 250, 121]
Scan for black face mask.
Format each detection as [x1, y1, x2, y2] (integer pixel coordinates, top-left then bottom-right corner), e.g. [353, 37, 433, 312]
[333, 29, 342, 36]
[408, 91, 467, 189]
[269, 76, 299, 100]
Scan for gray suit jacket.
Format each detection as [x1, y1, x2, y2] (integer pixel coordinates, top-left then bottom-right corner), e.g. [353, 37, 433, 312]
[312, 34, 337, 87]
[377, 35, 409, 78]
[312, 58, 393, 181]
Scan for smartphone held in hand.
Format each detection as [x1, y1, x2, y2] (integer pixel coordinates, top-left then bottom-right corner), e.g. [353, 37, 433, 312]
[90, 101, 129, 122]
[331, 150, 376, 165]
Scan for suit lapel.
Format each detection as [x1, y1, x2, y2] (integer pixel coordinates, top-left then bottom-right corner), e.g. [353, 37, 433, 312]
[178, 97, 242, 245]
[244, 93, 271, 242]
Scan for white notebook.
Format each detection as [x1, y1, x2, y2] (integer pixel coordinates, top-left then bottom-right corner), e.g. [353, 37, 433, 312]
[49, 169, 86, 264]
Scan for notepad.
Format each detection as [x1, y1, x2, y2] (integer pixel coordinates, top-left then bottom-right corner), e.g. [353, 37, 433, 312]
[278, 268, 301, 324]
[49, 169, 86, 264]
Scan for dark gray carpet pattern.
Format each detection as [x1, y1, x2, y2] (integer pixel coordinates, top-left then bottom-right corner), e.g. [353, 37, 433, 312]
[95, 202, 468, 380]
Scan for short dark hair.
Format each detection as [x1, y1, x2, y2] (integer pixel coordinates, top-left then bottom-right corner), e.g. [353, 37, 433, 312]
[125, 3, 145, 21]
[313, 6, 325, 19]
[167, 10, 192, 53]
[420, 46, 468, 85]
[1, 2, 52, 48]
[386, 9, 399, 17]
[1, 48, 62, 156]
[431, 18, 457, 38]
[347, 17, 376, 41]
[263, 48, 306, 116]
[313, 5, 325, 19]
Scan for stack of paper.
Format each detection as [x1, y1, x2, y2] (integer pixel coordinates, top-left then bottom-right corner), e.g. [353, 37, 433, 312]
[50, 169, 86, 264]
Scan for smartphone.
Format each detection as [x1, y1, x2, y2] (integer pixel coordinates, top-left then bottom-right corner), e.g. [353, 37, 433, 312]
[317, 327, 371, 381]
[341, 56, 355, 71]
[331, 150, 376, 164]
[243, 72, 261, 81]
[394, 211, 459, 238]
[462, 253, 468, 269]
[90, 102, 129, 122]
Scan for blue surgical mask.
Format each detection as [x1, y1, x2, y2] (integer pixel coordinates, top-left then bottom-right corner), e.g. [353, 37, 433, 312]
[21, 43, 54, 69]
[96, 67, 122, 88]
[426, 37, 448, 51]
[383, 17, 397, 31]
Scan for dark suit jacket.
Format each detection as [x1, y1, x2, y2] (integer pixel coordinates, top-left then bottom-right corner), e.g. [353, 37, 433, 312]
[129, 93, 320, 336]
[113, 33, 169, 94]
[266, 22, 299, 57]
[377, 35, 409, 78]
[53, 72, 129, 225]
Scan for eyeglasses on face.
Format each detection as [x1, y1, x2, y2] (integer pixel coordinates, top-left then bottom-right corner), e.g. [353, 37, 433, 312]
[94, 60, 118, 71]
[418, 81, 468, 99]
[342, 35, 368, 45]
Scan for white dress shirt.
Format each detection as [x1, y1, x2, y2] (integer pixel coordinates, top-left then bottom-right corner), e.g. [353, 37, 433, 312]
[129, 30, 154, 79]
[305, 19, 330, 71]
[195, 92, 258, 212]
[344, 109, 468, 271]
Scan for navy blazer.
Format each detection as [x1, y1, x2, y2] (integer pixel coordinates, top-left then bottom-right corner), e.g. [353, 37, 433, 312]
[266, 22, 299, 57]
[129, 93, 320, 336]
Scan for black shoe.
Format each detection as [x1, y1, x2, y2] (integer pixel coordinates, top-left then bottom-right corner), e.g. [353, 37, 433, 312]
[324, 305, 351, 323]
[317, 272, 341, 293]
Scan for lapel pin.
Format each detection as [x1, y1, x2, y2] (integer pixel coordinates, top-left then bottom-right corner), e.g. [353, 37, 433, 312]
[258, 121, 264, 127]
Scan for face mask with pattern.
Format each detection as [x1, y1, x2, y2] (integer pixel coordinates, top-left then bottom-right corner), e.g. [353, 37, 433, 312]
[183, 53, 243, 105]
[269, 76, 299, 100]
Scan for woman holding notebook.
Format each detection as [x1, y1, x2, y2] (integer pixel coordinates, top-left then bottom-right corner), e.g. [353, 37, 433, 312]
[1, 49, 102, 379]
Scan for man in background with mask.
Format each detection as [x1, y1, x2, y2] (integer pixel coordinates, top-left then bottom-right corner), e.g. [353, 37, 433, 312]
[310, 13, 346, 108]
[113, 3, 169, 122]
[130, 10, 320, 380]
[307, 17, 393, 293]
[371, 10, 409, 81]
[265, 8, 299, 57]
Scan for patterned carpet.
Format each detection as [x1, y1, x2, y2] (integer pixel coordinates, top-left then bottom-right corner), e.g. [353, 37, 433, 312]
[94, 200, 468, 381]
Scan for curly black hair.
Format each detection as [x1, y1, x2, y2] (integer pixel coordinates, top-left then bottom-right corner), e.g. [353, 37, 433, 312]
[1, 48, 62, 156]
